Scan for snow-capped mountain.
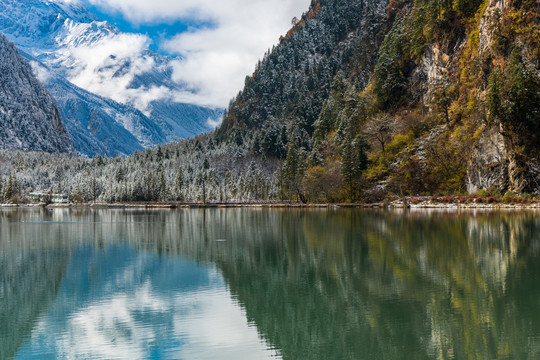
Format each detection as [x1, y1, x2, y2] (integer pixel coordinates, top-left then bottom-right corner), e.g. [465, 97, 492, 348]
[0, 0, 222, 156]
[0, 34, 72, 153]
[26, 55, 167, 156]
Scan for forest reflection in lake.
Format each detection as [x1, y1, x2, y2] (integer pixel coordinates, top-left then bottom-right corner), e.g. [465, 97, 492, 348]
[1, 208, 540, 359]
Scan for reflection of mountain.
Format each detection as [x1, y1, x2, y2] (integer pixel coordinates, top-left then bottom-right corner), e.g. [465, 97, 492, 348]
[0, 251, 67, 359]
[0, 210, 71, 359]
[161, 209, 540, 360]
[0, 209, 277, 359]
[2, 209, 540, 359]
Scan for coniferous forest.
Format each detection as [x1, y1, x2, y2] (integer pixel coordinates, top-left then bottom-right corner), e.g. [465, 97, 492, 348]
[1, 0, 540, 204]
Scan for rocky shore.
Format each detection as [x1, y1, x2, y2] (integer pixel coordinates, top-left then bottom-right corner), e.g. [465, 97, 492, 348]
[1, 197, 540, 210]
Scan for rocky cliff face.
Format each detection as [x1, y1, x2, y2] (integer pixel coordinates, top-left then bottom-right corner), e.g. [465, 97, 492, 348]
[0, 34, 72, 153]
[466, 0, 514, 193]
[466, 126, 508, 193]
[466, 0, 540, 194]
[468, 126, 540, 194]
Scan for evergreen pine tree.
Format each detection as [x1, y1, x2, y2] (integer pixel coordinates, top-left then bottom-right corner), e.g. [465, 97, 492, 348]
[200, 158, 210, 204]
[342, 133, 369, 201]
[487, 68, 502, 123]
[284, 141, 306, 202]
[5, 172, 19, 203]
[156, 146, 164, 162]
[175, 167, 184, 201]
[342, 133, 356, 200]
[158, 169, 167, 201]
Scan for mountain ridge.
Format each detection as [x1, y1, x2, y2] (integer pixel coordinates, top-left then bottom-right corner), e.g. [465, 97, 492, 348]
[0, 34, 72, 153]
[24, 53, 168, 156]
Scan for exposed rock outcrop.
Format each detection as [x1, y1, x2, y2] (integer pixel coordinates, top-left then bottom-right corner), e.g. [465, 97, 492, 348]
[466, 126, 508, 193]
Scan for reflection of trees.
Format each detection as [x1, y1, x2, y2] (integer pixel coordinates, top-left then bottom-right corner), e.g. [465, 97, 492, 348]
[2, 208, 540, 359]
[370, 211, 540, 360]
[173, 209, 540, 360]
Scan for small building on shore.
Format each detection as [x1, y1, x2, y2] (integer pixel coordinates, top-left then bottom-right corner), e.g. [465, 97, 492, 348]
[29, 192, 69, 203]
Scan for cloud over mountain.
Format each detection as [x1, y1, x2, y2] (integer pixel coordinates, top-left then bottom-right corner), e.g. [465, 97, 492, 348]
[84, 0, 311, 108]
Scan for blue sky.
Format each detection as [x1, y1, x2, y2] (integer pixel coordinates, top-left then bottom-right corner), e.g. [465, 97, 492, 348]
[84, 4, 201, 55]
[86, 5, 186, 52]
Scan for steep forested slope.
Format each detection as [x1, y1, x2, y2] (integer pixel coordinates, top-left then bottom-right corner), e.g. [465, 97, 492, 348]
[0, 34, 72, 153]
[218, 0, 540, 201]
[219, 0, 388, 148]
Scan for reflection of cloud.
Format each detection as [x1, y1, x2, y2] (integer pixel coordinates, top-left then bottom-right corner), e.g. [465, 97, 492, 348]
[28, 281, 167, 360]
[173, 289, 280, 360]
[60, 292, 156, 359]
[23, 268, 279, 359]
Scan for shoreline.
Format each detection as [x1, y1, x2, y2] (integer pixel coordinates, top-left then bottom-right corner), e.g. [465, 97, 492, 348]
[1, 200, 540, 210]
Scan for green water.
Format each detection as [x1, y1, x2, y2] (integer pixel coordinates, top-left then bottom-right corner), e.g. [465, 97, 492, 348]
[1, 208, 539, 359]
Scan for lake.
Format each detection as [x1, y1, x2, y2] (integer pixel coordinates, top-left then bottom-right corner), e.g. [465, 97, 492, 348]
[1, 208, 540, 359]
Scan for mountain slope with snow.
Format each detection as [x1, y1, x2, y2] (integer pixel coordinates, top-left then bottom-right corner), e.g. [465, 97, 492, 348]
[0, 0, 221, 156]
[0, 34, 72, 153]
[26, 55, 168, 156]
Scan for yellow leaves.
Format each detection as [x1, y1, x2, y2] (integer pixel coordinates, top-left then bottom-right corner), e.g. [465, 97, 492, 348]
[472, 123, 487, 142]
[302, 163, 343, 203]
[457, 0, 488, 93]
[365, 131, 415, 181]
[307, 1, 321, 19]
[360, 82, 374, 98]
[328, 129, 338, 142]
[459, 29, 480, 88]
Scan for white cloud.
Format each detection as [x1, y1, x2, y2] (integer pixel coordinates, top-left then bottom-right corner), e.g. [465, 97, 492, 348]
[59, 23, 175, 113]
[29, 61, 51, 84]
[206, 116, 223, 129]
[84, 0, 311, 108]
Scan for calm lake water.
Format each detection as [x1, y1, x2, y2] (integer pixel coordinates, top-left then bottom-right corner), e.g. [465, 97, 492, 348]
[1, 208, 540, 359]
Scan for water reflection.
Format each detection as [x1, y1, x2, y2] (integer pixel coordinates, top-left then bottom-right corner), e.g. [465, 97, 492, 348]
[0, 209, 280, 360]
[1, 208, 540, 359]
